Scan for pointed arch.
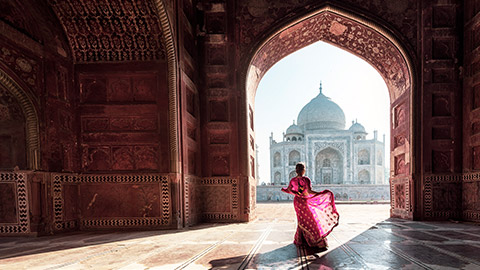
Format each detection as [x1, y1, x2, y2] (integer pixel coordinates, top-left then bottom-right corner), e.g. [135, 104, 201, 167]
[0, 68, 40, 170]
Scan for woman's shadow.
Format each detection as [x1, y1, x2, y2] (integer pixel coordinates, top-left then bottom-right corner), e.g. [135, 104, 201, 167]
[208, 243, 328, 269]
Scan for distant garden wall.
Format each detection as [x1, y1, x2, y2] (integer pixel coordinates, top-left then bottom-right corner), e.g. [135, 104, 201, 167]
[257, 184, 390, 202]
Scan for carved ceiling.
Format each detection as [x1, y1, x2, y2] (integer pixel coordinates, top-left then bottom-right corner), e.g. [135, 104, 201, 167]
[48, 0, 165, 63]
[249, 11, 411, 102]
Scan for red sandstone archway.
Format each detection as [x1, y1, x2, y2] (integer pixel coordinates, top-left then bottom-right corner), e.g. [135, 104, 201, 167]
[244, 6, 414, 219]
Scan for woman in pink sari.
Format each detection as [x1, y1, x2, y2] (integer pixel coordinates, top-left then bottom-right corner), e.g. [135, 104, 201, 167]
[281, 162, 339, 249]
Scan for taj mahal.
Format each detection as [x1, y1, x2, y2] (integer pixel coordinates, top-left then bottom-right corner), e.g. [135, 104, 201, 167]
[269, 84, 387, 186]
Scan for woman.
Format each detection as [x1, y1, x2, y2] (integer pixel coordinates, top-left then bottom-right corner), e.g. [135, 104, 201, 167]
[281, 162, 339, 249]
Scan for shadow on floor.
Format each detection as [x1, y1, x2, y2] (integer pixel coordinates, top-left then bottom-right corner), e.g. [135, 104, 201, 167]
[209, 244, 301, 269]
[209, 218, 480, 269]
[0, 222, 234, 260]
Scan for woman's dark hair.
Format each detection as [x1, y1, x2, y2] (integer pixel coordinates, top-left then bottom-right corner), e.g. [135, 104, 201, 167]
[295, 162, 305, 174]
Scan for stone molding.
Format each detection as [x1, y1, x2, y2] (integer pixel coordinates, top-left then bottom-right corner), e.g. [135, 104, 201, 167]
[462, 172, 480, 182]
[153, 0, 179, 174]
[0, 172, 31, 234]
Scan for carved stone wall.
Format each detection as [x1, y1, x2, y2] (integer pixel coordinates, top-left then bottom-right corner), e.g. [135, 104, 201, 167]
[199, 1, 246, 221]
[463, 1, 480, 222]
[417, 0, 463, 220]
[77, 63, 169, 173]
[178, 0, 202, 227]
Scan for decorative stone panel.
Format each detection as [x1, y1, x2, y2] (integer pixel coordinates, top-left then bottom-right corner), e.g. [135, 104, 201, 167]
[52, 173, 171, 231]
[48, 0, 165, 62]
[0, 172, 30, 234]
[424, 174, 462, 219]
[463, 172, 480, 222]
[200, 177, 238, 221]
[390, 176, 411, 219]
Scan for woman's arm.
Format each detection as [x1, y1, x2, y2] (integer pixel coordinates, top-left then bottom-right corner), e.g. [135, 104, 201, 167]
[281, 180, 295, 195]
[281, 186, 295, 195]
[305, 177, 321, 195]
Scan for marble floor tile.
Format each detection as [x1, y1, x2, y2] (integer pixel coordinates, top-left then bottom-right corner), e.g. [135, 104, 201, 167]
[2, 204, 480, 269]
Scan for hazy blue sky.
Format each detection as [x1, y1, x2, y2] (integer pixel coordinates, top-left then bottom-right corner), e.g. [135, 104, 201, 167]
[254, 41, 390, 184]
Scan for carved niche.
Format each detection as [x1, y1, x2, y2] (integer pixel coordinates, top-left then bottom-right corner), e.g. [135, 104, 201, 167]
[0, 87, 26, 169]
[394, 103, 406, 128]
[394, 154, 406, 175]
[394, 135, 406, 149]
[394, 183, 406, 209]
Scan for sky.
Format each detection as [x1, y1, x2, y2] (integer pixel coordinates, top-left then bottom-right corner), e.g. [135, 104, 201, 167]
[254, 41, 390, 184]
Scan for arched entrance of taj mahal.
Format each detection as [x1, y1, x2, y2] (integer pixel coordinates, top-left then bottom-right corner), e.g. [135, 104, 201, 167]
[243, 5, 415, 220]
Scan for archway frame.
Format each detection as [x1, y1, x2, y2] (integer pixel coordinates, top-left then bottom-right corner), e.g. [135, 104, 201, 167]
[0, 68, 40, 170]
[153, 0, 180, 174]
[243, 5, 416, 219]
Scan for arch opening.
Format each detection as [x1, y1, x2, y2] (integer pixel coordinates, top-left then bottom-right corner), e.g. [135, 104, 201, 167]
[246, 6, 414, 219]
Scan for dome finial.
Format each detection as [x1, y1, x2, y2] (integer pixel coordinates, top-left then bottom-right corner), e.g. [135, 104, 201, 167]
[319, 81, 323, 94]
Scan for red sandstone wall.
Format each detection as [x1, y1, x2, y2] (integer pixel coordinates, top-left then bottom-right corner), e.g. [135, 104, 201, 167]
[463, 1, 480, 222]
[418, 1, 464, 220]
[178, 0, 203, 226]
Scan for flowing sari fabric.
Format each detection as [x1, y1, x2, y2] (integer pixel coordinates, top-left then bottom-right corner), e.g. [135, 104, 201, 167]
[284, 176, 339, 247]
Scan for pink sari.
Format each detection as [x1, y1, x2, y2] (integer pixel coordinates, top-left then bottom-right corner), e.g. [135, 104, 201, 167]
[282, 176, 339, 247]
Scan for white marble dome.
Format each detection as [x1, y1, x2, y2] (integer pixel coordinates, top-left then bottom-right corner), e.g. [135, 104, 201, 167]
[286, 121, 303, 134]
[297, 91, 346, 130]
[349, 121, 367, 133]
